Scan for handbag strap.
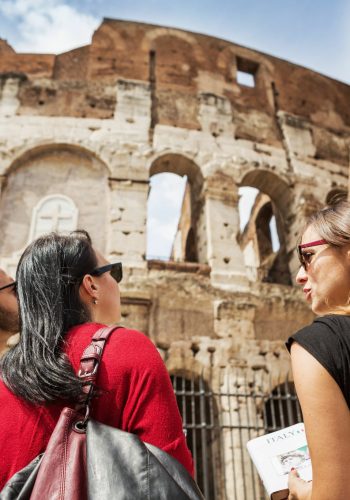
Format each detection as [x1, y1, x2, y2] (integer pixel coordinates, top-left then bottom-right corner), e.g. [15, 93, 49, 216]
[76, 325, 121, 410]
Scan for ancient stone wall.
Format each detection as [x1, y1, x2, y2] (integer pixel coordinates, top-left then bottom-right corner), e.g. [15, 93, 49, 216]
[0, 15, 348, 376]
[0, 19, 349, 498]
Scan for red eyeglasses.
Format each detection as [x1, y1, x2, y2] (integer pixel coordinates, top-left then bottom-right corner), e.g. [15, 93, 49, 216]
[297, 239, 328, 270]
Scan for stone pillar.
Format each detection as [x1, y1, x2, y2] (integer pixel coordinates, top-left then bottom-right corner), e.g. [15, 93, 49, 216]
[219, 368, 263, 500]
[199, 173, 249, 291]
[114, 79, 151, 141]
[277, 112, 316, 163]
[198, 93, 235, 138]
[108, 179, 148, 268]
[0, 77, 21, 117]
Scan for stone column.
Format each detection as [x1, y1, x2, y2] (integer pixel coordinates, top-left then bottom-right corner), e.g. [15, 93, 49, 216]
[113, 79, 151, 142]
[218, 368, 264, 500]
[198, 93, 235, 138]
[0, 77, 21, 117]
[198, 173, 249, 291]
[108, 178, 148, 269]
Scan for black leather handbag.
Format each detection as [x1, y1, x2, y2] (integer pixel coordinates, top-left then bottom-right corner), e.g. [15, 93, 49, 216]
[1, 326, 204, 500]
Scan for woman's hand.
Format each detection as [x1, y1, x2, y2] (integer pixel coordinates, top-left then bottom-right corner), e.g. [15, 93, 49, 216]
[288, 469, 312, 500]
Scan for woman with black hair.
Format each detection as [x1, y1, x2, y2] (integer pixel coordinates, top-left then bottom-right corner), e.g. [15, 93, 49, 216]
[0, 231, 193, 488]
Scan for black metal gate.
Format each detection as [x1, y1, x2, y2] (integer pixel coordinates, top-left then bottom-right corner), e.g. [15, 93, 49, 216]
[171, 369, 302, 500]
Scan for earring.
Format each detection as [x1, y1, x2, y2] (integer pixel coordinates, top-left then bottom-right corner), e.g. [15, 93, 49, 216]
[93, 298, 98, 305]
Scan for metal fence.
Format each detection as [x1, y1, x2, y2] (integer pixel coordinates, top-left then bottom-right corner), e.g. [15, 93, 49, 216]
[171, 369, 302, 500]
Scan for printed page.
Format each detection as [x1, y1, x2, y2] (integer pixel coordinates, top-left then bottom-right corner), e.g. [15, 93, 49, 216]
[247, 423, 312, 496]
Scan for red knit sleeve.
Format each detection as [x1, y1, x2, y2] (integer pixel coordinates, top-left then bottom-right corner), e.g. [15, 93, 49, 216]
[116, 330, 194, 477]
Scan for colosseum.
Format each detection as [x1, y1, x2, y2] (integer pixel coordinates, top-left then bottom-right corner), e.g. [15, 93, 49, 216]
[0, 18, 349, 499]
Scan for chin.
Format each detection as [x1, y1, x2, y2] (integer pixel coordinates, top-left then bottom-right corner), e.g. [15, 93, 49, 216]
[310, 302, 324, 316]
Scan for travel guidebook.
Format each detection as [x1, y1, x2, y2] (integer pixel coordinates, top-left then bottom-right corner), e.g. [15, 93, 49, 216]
[247, 423, 312, 500]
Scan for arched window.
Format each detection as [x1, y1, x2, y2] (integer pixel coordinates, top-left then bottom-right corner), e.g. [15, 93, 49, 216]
[29, 194, 78, 241]
[238, 178, 291, 285]
[147, 173, 187, 260]
[147, 154, 204, 263]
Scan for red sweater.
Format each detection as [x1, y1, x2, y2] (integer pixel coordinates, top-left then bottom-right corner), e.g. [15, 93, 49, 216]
[0, 323, 194, 489]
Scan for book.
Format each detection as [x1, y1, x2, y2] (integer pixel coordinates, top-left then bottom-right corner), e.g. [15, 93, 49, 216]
[246, 423, 312, 500]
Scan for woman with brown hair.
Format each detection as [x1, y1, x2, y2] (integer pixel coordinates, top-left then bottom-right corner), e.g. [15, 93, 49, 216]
[286, 200, 350, 500]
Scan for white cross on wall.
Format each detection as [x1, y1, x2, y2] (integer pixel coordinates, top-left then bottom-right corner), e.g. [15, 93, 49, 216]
[39, 203, 73, 231]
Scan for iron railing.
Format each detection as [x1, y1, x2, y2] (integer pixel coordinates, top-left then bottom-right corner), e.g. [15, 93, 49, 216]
[171, 369, 302, 500]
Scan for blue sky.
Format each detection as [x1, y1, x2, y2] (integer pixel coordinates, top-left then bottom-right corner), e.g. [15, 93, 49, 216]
[0, 0, 349, 83]
[0, 0, 348, 258]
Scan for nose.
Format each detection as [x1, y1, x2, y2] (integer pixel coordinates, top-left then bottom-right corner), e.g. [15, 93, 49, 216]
[296, 265, 308, 285]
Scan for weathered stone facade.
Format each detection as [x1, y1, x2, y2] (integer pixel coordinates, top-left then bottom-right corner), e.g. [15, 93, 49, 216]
[0, 19, 349, 498]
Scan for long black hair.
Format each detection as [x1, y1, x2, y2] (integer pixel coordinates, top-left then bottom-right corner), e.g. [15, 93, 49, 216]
[0, 230, 98, 404]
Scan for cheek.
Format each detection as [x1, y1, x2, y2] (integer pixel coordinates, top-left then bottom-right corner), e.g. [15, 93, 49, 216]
[6, 296, 18, 313]
[106, 282, 120, 305]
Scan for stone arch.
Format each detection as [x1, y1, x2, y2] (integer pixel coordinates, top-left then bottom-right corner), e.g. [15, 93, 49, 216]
[150, 152, 203, 195]
[239, 170, 293, 285]
[141, 28, 205, 64]
[239, 169, 292, 217]
[148, 153, 204, 262]
[4, 142, 111, 177]
[0, 144, 110, 258]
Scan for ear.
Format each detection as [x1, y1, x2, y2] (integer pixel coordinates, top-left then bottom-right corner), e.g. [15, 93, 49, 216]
[79, 275, 99, 301]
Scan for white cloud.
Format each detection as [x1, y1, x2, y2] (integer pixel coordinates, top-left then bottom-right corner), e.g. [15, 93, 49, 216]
[0, 0, 100, 53]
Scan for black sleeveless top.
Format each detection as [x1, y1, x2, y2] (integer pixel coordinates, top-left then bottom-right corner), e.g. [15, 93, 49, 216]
[286, 315, 350, 409]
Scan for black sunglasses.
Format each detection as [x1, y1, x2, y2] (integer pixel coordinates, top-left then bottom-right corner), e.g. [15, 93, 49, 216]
[90, 263, 123, 283]
[0, 281, 17, 292]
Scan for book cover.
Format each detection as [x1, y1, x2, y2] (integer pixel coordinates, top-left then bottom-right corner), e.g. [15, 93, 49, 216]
[246, 423, 312, 500]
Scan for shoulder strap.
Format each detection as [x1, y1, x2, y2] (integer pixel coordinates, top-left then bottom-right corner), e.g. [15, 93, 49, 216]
[76, 325, 122, 405]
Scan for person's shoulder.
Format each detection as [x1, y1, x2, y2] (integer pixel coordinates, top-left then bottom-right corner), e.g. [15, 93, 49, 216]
[304, 314, 350, 337]
[110, 326, 154, 347]
[105, 326, 162, 367]
[296, 314, 346, 336]
[286, 315, 339, 353]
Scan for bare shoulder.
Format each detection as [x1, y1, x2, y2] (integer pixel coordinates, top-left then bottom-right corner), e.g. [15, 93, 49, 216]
[290, 342, 350, 500]
[290, 341, 349, 420]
